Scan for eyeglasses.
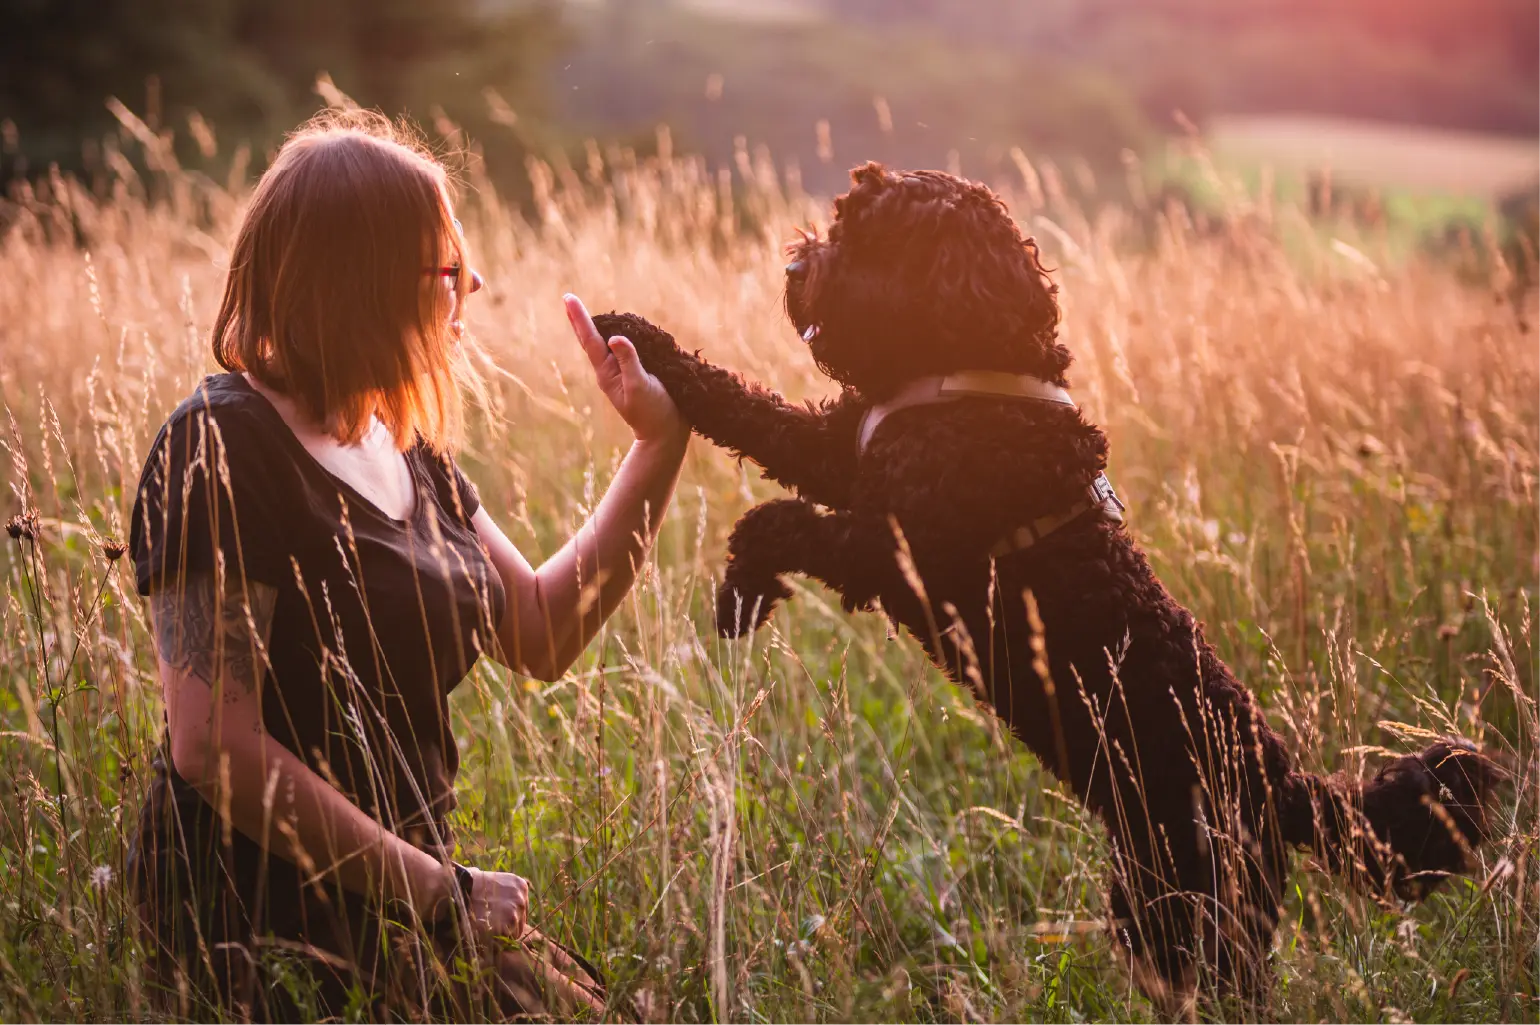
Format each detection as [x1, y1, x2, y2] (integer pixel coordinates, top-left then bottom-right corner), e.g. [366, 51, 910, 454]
[424, 265, 484, 295]
[424, 218, 482, 291]
[425, 265, 475, 287]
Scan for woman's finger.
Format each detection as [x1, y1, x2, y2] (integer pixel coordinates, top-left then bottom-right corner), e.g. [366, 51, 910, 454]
[606, 336, 645, 396]
[563, 293, 609, 370]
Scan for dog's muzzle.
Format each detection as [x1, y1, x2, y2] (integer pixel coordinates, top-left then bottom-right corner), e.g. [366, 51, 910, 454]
[785, 261, 815, 342]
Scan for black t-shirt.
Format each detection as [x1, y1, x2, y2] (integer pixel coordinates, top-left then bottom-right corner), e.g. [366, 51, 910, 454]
[127, 374, 507, 976]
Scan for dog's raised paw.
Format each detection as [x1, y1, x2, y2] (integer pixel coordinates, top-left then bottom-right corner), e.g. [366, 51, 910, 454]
[715, 576, 792, 637]
[591, 311, 680, 367]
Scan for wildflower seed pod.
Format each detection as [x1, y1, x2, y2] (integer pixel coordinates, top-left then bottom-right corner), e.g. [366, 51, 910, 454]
[5, 510, 40, 541]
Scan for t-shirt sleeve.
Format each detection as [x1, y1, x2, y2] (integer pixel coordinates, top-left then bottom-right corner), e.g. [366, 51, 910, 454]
[421, 446, 482, 525]
[450, 460, 482, 521]
[129, 404, 288, 597]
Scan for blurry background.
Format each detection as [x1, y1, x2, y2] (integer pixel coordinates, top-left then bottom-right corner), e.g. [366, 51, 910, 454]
[2, 0, 1536, 211]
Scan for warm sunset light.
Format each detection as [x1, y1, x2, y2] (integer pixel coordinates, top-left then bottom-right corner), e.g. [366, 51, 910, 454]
[0, 2, 1534, 1022]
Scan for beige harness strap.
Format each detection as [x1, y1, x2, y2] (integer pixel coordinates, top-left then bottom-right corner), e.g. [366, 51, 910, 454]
[856, 372, 1125, 554]
[989, 472, 1125, 557]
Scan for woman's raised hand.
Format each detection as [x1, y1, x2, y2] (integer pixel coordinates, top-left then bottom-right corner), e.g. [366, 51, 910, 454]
[564, 294, 685, 444]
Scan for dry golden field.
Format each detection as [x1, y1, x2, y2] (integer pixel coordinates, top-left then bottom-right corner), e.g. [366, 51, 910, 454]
[0, 122, 1535, 1021]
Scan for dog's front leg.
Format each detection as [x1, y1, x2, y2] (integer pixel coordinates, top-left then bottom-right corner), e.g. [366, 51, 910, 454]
[593, 311, 865, 508]
[716, 499, 892, 636]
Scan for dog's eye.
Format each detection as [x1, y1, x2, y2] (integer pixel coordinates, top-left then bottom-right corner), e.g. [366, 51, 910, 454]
[785, 260, 808, 277]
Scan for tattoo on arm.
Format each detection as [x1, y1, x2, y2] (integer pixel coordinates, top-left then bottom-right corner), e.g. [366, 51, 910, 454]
[151, 573, 277, 701]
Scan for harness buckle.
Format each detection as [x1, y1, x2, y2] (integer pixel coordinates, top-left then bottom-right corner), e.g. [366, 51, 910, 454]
[1091, 472, 1125, 517]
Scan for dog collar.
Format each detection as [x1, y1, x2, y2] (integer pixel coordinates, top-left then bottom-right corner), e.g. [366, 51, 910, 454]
[857, 371, 1076, 455]
[856, 371, 1125, 554]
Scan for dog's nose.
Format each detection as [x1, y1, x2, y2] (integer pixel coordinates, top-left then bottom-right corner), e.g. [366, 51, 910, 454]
[785, 260, 807, 277]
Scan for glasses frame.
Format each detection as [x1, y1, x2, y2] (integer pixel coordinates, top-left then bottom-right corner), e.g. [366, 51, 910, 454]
[424, 265, 467, 285]
[423, 219, 480, 291]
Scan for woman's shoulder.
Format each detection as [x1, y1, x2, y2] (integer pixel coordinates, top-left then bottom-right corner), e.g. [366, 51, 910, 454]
[131, 375, 312, 595]
[150, 374, 289, 457]
[161, 373, 270, 429]
[135, 374, 301, 498]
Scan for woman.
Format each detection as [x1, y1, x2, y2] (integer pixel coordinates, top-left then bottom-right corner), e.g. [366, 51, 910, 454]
[127, 112, 686, 1020]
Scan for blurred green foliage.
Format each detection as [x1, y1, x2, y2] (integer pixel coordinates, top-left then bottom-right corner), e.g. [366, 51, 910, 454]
[0, 0, 563, 179]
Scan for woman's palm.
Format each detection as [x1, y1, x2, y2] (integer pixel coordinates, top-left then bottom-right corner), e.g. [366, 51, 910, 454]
[565, 294, 683, 442]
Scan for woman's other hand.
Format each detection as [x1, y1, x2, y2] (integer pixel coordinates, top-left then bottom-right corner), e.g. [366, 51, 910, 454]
[565, 293, 685, 444]
[464, 867, 531, 940]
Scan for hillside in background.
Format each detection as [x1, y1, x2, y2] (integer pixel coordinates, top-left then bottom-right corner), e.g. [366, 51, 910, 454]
[548, 0, 1538, 202]
[552, 3, 1151, 196]
[824, 0, 1538, 133]
[550, 0, 1536, 193]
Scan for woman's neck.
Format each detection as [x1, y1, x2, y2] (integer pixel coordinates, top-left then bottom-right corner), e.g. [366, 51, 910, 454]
[241, 372, 392, 452]
[241, 372, 417, 521]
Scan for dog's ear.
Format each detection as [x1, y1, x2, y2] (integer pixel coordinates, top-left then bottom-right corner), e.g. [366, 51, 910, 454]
[849, 161, 889, 190]
[836, 163, 893, 225]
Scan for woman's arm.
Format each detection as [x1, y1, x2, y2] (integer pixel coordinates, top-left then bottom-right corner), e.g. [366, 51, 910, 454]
[477, 295, 688, 681]
[474, 432, 686, 681]
[151, 574, 502, 924]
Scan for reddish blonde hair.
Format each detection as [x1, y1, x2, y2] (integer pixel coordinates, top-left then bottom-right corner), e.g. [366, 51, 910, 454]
[212, 111, 478, 451]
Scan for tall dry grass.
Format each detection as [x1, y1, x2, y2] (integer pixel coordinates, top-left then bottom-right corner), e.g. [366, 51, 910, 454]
[0, 117, 1535, 1022]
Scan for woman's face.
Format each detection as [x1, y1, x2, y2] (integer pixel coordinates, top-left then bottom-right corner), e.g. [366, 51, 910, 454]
[427, 206, 482, 339]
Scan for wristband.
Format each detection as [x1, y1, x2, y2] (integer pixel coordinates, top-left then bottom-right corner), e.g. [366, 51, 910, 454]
[432, 862, 476, 927]
[453, 862, 475, 906]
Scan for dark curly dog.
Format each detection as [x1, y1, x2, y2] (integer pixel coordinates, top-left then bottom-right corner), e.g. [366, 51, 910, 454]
[594, 163, 1499, 1002]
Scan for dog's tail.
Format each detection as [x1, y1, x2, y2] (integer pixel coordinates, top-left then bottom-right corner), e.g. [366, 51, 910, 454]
[1276, 739, 1501, 899]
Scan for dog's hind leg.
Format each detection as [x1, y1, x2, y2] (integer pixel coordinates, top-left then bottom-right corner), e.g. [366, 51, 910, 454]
[1108, 832, 1281, 1011]
[1065, 682, 1283, 1006]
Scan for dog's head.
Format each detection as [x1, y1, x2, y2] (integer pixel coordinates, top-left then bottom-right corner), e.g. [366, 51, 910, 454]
[785, 162, 1069, 398]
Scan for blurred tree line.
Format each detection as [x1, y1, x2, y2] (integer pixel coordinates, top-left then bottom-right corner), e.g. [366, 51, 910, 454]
[0, 0, 561, 181]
